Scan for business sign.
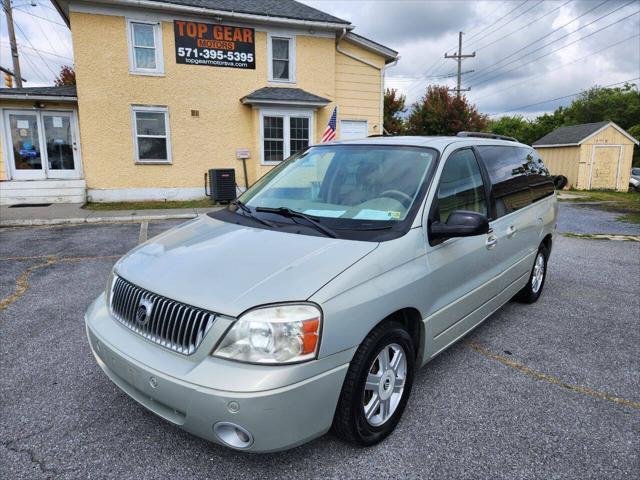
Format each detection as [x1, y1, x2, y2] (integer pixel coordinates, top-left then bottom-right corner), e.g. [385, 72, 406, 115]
[174, 20, 255, 69]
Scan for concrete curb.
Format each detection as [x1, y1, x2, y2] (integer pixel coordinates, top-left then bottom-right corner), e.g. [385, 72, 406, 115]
[0, 213, 199, 227]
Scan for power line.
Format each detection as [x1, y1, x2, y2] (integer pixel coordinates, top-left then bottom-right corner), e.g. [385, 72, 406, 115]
[471, 9, 640, 88]
[0, 40, 73, 60]
[489, 77, 640, 116]
[466, 0, 612, 83]
[12, 5, 67, 27]
[474, 0, 572, 52]
[12, 6, 71, 63]
[465, 0, 544, 49]
[473, 33, 640, 103]
[402, 1, 516, 97]
[11, 18, 59, 78]
[465, 0, 528, 43]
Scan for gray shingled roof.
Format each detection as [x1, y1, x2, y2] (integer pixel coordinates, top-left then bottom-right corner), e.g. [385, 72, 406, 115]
[241, 87, 330, 106]
[0, 86, 77, 98]
[533, 121, 610, 146]
[147, 0, 349, 24]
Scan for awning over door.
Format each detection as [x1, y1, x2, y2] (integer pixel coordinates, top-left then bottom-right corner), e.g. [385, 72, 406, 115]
[240, 87, 330, 109]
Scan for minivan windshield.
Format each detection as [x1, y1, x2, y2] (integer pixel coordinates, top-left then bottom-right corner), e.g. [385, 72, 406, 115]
[239, 145, 437, 225]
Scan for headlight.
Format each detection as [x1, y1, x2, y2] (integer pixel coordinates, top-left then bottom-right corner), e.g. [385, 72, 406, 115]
[105, 270, 116, 307]
[213, 304, 322, 364]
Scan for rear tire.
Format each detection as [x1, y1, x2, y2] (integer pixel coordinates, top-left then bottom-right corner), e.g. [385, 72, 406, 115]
[515, 245, 548, 303]
[332, 321, 415, 446]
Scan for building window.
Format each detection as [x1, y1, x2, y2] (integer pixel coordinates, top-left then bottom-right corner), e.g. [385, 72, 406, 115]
[268, 35, 295, 82]
[127, 20, 164, 74]
[264, 116, 284, 162]
[132, 106, 171, 163]
[290, 117, 309, 154]
[260, 110, 312, 164]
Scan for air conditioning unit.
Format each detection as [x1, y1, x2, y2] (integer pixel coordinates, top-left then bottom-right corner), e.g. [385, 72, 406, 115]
[208, 168, 236, 202]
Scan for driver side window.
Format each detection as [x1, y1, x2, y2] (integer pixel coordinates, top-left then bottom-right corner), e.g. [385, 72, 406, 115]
[435, 149, 487, 223]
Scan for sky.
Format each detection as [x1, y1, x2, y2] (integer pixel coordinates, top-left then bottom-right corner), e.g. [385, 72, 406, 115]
[1, 0, 638, 118]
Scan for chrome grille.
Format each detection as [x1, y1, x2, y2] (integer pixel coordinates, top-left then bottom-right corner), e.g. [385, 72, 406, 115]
[110, 276, 215, 355]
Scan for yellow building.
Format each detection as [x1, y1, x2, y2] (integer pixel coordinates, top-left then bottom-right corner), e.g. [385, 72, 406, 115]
[533, 121, 639, 191]
[0, 0, 397, 205]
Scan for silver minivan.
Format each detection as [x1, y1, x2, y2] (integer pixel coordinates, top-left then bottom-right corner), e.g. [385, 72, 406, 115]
[85, 134, 557, 452]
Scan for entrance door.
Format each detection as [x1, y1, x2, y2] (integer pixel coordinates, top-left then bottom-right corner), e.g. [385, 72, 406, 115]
[4, 111, 44, 180]
[590, 146, 621, 190]
[3, 110, 81, 180]
[340, 120, 368, 140]
[41, 112, 80, 179]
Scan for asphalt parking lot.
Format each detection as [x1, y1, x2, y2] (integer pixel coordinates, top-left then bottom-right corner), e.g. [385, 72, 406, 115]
[1, 212, 638, 479]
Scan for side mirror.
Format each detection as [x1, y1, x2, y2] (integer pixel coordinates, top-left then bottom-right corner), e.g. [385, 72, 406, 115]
[430, 210, 489, 240]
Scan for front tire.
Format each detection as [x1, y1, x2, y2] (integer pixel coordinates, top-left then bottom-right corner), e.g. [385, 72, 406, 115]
[515, 244, 548, 303]
[332, 321, 415, 446]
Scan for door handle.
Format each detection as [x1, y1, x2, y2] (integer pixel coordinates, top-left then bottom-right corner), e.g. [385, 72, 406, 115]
[486, 235, 498, 250]
[507, 225, 517, 238]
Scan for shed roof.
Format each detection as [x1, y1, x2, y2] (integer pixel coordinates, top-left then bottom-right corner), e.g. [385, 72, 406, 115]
[533, 121, 639, 147]
[241, 87, 330, 107]
[0, 85, 77, 101]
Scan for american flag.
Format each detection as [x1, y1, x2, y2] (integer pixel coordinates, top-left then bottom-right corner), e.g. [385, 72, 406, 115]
[321, 106, 338, 143]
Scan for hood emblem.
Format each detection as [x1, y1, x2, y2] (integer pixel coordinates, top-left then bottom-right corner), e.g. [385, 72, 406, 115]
[135, 297, 154, 326]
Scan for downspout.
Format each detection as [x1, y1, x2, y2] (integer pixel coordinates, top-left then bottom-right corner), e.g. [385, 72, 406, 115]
[336, 28, 399, 134]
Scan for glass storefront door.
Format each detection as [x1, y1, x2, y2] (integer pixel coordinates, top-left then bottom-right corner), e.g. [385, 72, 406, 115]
[3, 110, 81, 180]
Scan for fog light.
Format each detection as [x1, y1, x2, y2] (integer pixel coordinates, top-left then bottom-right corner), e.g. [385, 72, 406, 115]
[213, 422, 253, 449]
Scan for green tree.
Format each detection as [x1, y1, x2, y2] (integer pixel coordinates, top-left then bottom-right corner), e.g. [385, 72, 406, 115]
[406, 85, 487, 135]
[627, 124, 640, 168]
[562, 84, 640, 130]
[383, 88, 407, 135]
[487, 84, 640, 145]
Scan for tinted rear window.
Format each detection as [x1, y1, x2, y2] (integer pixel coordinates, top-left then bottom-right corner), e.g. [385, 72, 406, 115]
[476, 146, 532, 218]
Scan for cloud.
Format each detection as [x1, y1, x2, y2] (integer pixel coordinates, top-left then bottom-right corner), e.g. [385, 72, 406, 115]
[0, 3, 72, 86]
[302, 0, 640, 117]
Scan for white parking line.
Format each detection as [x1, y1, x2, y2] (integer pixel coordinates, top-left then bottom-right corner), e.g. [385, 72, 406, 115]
[138, 221, 148, 244]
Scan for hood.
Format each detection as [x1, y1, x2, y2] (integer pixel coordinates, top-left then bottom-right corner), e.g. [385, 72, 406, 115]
[115, 215, 377, 317]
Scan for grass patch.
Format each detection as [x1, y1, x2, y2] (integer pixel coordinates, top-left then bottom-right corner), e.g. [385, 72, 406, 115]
[558, 190, 639, 203]
[83, 199, 219, 211]
[559, 189, 640, 223]
[617, 212, 640, 224]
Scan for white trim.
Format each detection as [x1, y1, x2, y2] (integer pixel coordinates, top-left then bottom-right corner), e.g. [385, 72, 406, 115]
[1, 107, 83, 181]
[126, 18, 165, 75]
[258, 107, 313, 165]
[580, 121, 639, 146]
[267, 33, 296, 83]
[588, 144, 624, 190]
[68, 1, 352, 31]
[87, 187, 207, 202]
[533, 143, 579, 148]
[343, 32, 398, 61]
[130, 105, 172, 164]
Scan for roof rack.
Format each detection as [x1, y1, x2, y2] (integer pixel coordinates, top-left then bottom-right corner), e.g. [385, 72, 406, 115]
[457, 131, 518, 142]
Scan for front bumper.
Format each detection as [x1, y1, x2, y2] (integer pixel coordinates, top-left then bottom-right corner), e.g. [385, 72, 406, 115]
[85, 294, 351, 452]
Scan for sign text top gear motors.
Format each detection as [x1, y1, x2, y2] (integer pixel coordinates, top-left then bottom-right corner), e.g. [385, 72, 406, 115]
[174, 21, 256, 70]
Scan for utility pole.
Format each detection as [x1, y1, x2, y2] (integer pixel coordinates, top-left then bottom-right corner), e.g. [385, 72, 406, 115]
[444, 31, 475, 97]
[3, 0, 23, 88]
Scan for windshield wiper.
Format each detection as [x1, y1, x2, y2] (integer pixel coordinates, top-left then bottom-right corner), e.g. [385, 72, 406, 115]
[255, 207, 338, 238]
[231, 200, 277, 228]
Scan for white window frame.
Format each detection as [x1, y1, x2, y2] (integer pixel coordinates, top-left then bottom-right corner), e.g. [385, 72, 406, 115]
[259, 108, 313, 165]
[131, 105, 172, 164]
[267, 33, 296, 83]
[126, 18, 164, 75]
